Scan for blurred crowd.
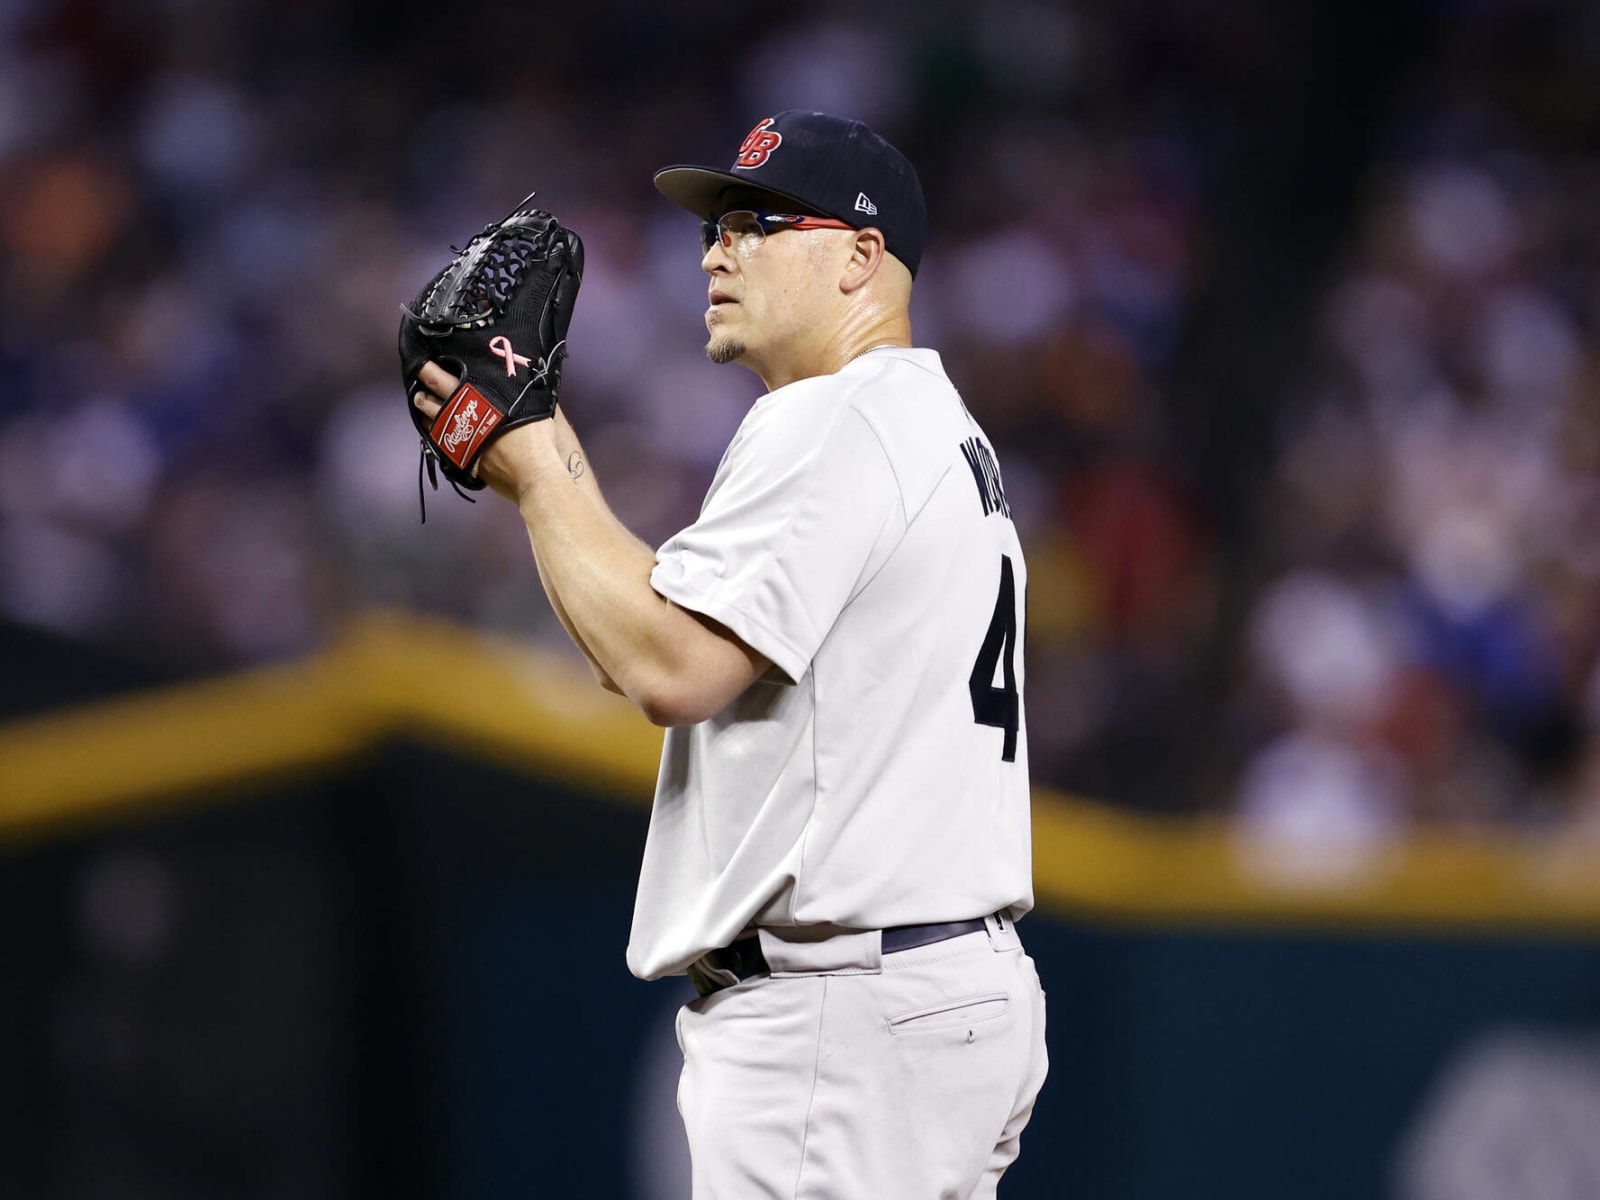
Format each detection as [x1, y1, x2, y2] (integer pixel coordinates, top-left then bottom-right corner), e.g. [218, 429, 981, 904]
[1230, 4, 1600, 847]
[0, 0, 1222, 806]
[4, 0, 1599, 832]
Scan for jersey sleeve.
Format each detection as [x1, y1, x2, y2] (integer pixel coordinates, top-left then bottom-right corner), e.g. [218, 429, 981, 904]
[651, 400, 904, 684]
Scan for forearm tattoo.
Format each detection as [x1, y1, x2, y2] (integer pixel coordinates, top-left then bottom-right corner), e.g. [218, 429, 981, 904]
[567, 452, 585, 482]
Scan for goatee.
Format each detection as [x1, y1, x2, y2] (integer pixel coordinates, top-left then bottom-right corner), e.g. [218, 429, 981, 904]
[707, 337, 746, 365]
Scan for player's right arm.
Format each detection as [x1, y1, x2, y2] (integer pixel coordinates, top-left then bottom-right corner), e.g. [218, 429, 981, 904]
[533, 409, 628, 694]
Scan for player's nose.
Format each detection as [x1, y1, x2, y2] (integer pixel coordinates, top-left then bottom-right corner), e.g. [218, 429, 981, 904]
[701, 239, 735, 273]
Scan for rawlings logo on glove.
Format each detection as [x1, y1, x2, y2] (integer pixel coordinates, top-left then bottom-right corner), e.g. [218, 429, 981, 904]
[398, 195, 584, 518]
[437, 393, 500, 459]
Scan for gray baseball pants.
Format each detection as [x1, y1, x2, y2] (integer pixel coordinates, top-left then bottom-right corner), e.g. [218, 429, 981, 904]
[675, 914, 1049, 1198]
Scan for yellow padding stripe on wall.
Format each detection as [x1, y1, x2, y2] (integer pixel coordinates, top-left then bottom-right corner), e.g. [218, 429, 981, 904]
[1030, 800, 1600, 933]
[0, 612, 661, 841]
[3, 610, 1599, 932]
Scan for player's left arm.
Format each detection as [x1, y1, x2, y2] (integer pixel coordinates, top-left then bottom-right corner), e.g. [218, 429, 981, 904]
[414, 362, 769, 726]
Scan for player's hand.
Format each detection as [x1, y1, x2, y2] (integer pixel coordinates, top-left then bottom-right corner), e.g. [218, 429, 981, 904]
[413, 361, 541, 502]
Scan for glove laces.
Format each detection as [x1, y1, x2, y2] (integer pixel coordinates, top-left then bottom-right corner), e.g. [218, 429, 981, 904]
[417, 439, 476, 523]
[531, 339, 566, 387]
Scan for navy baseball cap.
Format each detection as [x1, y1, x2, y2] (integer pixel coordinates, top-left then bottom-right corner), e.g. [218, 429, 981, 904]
[654, 110, 928, 277]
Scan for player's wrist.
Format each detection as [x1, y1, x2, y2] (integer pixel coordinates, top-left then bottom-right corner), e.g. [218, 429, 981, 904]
[509, 418, 568, 509]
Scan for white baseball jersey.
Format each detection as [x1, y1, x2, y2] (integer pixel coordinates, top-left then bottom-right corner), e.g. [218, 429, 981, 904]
[627, 347, 1032, 981]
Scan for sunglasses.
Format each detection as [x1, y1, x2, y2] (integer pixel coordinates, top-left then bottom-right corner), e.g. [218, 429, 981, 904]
[701, 209, 858, 255]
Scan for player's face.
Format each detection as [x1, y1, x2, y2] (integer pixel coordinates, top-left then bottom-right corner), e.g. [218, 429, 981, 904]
[701, 212, 850, 379]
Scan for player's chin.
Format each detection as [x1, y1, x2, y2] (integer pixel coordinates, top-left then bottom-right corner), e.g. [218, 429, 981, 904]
[706, 335, 746, 365]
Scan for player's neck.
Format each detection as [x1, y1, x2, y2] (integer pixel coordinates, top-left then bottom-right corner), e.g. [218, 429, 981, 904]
[755, 313, 912, 392]
[836, 301, 912, 367]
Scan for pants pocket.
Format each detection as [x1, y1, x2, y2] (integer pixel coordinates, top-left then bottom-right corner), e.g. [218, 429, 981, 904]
[886, 991, 1011, 1035]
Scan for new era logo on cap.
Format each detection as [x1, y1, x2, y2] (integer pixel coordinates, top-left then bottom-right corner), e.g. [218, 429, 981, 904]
[653, 110, 929, 277]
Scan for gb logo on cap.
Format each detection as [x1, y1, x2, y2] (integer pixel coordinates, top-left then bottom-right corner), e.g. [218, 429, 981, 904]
[736, 117, 783, 168]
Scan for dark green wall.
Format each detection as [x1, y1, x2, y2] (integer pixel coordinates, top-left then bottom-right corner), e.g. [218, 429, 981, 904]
[4, 742, 1597, 1199]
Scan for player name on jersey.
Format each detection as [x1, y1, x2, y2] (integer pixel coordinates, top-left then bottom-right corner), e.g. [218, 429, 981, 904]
[960, 436, 1011, 519]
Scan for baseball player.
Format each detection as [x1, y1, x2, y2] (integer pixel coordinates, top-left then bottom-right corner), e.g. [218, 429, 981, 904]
[412, 110, 1047, 1197]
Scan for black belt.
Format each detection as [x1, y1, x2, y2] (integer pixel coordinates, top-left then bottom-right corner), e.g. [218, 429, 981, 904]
[689, 917, 994, 998]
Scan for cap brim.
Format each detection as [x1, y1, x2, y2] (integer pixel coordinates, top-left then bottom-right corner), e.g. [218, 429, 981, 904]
[653, 165, 829, 221]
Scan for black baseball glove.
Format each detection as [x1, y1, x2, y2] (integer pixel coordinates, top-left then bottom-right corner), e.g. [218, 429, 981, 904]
[399, 195, 583, 515]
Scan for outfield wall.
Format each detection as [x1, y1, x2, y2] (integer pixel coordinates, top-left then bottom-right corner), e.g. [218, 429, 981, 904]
[3, 612, 1598, 1199]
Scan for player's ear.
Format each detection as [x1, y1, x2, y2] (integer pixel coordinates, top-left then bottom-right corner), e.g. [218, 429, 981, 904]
[839, 227, 887, 295]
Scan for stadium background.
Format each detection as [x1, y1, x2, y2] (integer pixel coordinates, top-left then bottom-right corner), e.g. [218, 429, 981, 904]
[3, 0, 1600, 1196]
